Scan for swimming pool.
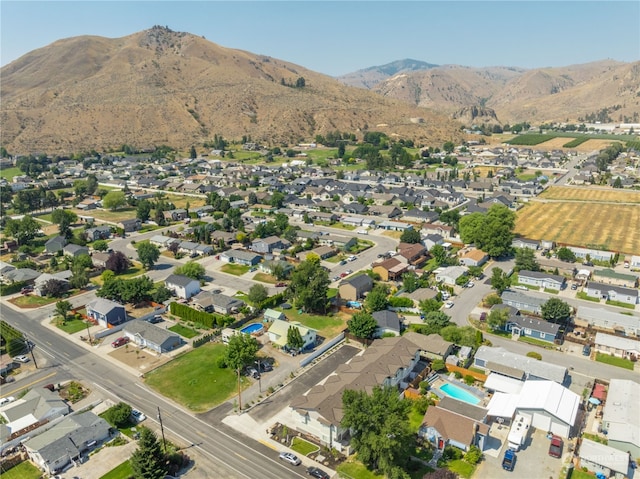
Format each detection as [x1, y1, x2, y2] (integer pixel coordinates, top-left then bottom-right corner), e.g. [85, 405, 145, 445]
[240, 323, 264, 335]
[439, 383, 481, 405]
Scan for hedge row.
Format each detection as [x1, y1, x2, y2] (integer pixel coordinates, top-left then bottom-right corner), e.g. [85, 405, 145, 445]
[0, 320, 27, 357]
[0, 281, 27, 296]
[193, 333, 216, 348]
[388, 296, 414, 308]
[258, 292, 285, 310]
[169, 302, 233, 329]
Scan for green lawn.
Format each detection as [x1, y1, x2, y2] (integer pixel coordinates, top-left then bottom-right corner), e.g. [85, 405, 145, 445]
[569, 470, 599, 479]
[1, 461, 42, 479]
[290, 437, 319, 456]
[276, 307, 346, 339]
[99, 460, 133, 479]
[220, 263, 250, 276]
[145, 343, 249, 412]
[408, 405, 426, 433]
[0, 167, 22, 181]
[168, 324, 200, 339]
[606, 299, 636, 309]
[56, 317, 90, 334]
[447, 459, 475, 478]
[9, 294, 58, 308]
[595, 352, 635, 370]
[518, 336, 556, 348]
[576, 292, 601, 302]
[253, 272, 276, 284]
[92, 263, 144, 286]
[336, 461, 384, 479]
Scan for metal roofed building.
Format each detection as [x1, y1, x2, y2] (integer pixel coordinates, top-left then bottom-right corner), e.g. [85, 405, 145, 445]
[602, 379, 640, 457]
[473, 345, 567, 384]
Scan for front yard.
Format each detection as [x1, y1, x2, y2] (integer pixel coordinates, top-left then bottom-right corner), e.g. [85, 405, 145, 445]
[55, 316, 90, 334]
[595, 352, 635, 370]
[9, 294, 58, 308]
[276, 307, 347, 340]
[220, 263, 250, 276]
[144, 343, 249, 412]
[168, 323, 200, 339]
[1, 461, 42, 479]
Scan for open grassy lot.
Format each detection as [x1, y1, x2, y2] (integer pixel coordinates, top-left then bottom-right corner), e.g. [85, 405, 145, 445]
[0, 166, 22, 181]
[164, 193, 207, 210]
[276, 307, 347, 339]
[71, 207, 137, 223]
[91, 263, 144, 286]
[99, 460, 133, 479]
[144, 343, 248, 412]
[515, 201, 640, 254]
[540, 186, 640, 203]
[220, 263, 250, 276]
[337, 461, 384, 479]
[1, 461, 42, 479]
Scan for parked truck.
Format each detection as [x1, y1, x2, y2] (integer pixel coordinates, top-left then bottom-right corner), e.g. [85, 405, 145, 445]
[507, 414, 531, 451]
[502, 449, 516, 471]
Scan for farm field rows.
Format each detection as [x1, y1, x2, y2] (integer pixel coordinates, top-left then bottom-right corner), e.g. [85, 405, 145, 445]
[540, 186, 640, 203]
[515, 201, 640, 254]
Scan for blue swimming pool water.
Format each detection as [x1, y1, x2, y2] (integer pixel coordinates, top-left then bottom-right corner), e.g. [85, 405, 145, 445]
[240, 323, 264, 334]
[439, 383, 481, 405]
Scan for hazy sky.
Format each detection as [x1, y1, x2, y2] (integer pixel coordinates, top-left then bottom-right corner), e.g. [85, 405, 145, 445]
[1, 1, 638, 76]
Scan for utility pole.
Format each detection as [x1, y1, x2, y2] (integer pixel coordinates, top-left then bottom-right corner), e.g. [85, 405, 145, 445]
[256, 359, 262, 393]
[157, 406, 167, 451]
[24, 335, 37, 369]
[85, 321, 92, 344]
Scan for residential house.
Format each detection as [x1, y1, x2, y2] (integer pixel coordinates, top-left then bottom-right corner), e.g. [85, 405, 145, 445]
[220, 250, 262, 266]
[401, 287, 438, 306]
[567, 246, 615, 263]
[397, 242, 428, 267]
[63, 244, 89, 258]
[210, 230, 237, 247]
[298, 246, 336, 261]
[85, 225, 111, 241]
[117, 218, 141, 232]
[423, 233, 444, 251]
[435, 266, 467, 286]
[367, 205, 402, 218]
[415, 333, 454, 360]
[267, 320, 317, 350]
[578, 439, 631, 479]
[574, 306, 640, 337]
[0, 260, 15, 280]
[264, 308, 285, 322]
[602, 379, 640, 458]
[506, 315, 561, 344]
[123, 320, 182, 353]
[318, 234, 356, 251]
[4, 268, 41, 284]
[594, 332, 640, 359]
[33, 271, 72, 297]
[376, 220, 412, 232]
[420, 401, 490, 452]
[23, 412, 112, 476]
[192, 291, 245, 314]
[584, 281, 639, 305]
[371, 310, 401, 337]
[77, 198, 99, 210]
[338, 274, 373, 301]
[288, 334, 430, 451]
[512, 238, 540, 250]
[372, 257, 409, 281]
[45, 236, 67, 254]
[86, 298, 127, 327]
[501, 290, 547, 315]
[458, 249, 488, 267]
[149, 235, 177, 248]
[91, 252, 112, 269]
[473, 346, 567, 384]
[0, 388, 70, 444]
[517, 270, 565, 290]
[631, 255, 640, 268]
[250, 236, 290, 254]
[592, 269, 639, 288]
[165, 274, 201, 300]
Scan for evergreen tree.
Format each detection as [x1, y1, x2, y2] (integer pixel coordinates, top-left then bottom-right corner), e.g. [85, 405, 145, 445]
[286, 326, 305, 350]
[130, 427, 167, 479]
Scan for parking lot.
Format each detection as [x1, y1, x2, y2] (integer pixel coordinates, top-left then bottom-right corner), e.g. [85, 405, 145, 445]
[474, 428, 568, 479]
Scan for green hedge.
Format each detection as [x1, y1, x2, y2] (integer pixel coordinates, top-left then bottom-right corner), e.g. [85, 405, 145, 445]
[169, 302, 233, 328]
[0, 320, 27, 356]
[389, 296, 414, 308]
[0, 281, 27, 296]
[258, 292, 285, 310]
[193, 333, 216, 348]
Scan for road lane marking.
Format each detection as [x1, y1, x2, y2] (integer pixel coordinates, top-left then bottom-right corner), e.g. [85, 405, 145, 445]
[2, 371, 57, 396]
[234, 452, 247, 461]
[259, 440, 278, 451]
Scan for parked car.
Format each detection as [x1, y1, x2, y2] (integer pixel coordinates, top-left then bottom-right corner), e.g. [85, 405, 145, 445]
[582, 344, 591, 356]
[246, 367, 260, 379]
[307, 466, 330, 479]
[332, 276, 340, 282]
[583, 261, 594, 267]
[348, 255, 357, 262]
[465, 281, 475, 288]
[279, 452, 301, 466]
[145, 316, 163, 324]
[275, 282, 287, 287]
[0, 396, 16, 406]
[111, 337, 129, 348]
[12, 355, 30, 363]
[339, 260, 347, 265]
[502, 449, 516, 471]
[345, 269, 353, 275]
[444, 301, 454, 309]
[20, 286, 34, 294]
[249, 267, 257, 272]
[571, 283, 578, 290]
[548, 435, 563, 458]
[479, 312, 487, 322]
[131, 409, 146, 423]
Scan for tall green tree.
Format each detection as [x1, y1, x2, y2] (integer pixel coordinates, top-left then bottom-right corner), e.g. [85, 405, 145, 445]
[287, 326, 305, 350]
[103, 191, 126, 211]
[174, 261, 205, 280]
[130, 427, 167, 479]
[286, 255, 330, 313]
[422, 311, 451, 334]
[55, 300, 73, 321]
[51, 209, 78, 238]
[341, 386, 413, 479]
[247, 284, 268, 305]
[4, 216, 40, 245]
[459, 204, 515, 258]
[137, 242, 160, 269]
[225, 333, 259, 410]
[514, 247, 539, 272]
[399, 228, 421, 244]
[556, 247, 576, 263]
[487, 308, 509, 331]
[541, 298, 572, 325]
[490, 267, 511, 294]
[430, 244, 448, 266]
[365, 283, 389, 312]
[137, 199, 152, 222]
[347, 311, 378, 340]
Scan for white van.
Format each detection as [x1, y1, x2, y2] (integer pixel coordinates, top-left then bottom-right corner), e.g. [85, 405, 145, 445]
[356, 229, 368, 235]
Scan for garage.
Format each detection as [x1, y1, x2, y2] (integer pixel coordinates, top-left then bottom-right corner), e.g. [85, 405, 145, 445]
[516, 381, 579, 439]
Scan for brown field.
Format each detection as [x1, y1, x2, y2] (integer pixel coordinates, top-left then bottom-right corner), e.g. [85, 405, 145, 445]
[574, 139, 623, 152]
[470, 166, 498, 178]
[535, 137, 576, 149]
[540, 186, 640, 203]
[515, 202, 640, 254]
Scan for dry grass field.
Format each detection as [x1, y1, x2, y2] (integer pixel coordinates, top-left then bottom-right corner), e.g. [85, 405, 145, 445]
[515, 201, 640, 254]
[540, 186, 640, 203]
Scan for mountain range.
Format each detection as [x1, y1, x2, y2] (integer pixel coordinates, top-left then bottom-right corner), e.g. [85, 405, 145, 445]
[1, 26, 638, 154]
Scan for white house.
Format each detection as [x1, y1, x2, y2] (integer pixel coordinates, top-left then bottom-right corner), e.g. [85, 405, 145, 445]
[165, 274, 201, 300]
[434, 266, 467, 286]
[593, 332, 640, 359]
[579, 439, 630, 479]
[267, 320, 316, 350]
[602, 379, 640, 458]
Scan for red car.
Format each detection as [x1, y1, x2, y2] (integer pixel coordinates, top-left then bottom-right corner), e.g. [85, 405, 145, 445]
[111, 337, 129, 348]
[275, 282, 287, 288]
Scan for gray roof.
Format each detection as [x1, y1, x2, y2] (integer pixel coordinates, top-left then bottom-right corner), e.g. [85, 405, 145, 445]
[579, 439, 630, 475]
[165, 274, 199, 288]
[518, 270, 565, 283]
[63, 244, 89, 254]
[193, 291, 244, 309]
[501, 290, 547, 308]
[372, 310, 401, 332]
[5, 268, 41, 282]
[475, 346, 566, 383]
[576, 306, 640, 335]
[124, 320, 181, 348]
[1, 387, 69, 423]
[341, 274, 373, 290]
[508, 315, 560, 335]
[45, 236, 66, 247]
[437, 396, 488, 422]
[23, 412, 110, 465]
[86, 298, 125, 315]
[586, 281, 639, 298]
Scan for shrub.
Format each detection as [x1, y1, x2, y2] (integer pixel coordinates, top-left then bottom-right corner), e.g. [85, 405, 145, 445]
[431, 359, 446, 371]
[464, 445, 482, 465]
[388, 296, 414, 308]
[103, 402, 132, 428]
[526, 351, 542, 360]
[454, 371, 463, 379]
[464, 375, 475, 385]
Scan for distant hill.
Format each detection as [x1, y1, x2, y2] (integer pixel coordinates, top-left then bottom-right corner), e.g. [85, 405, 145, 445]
[339, 61, 640, 126]
[337, 59, 439, 89]
[0, 27, 464, 154]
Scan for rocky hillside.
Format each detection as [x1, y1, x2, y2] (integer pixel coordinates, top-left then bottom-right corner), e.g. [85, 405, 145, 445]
[341, 61, 640, 125]
[337, 59, 439, 89]
[0, 27, 464, 154]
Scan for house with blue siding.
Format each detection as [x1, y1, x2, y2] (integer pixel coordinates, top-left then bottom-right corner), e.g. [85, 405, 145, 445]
[86, 298, 127, 327]
[507, 315, 561, 344]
